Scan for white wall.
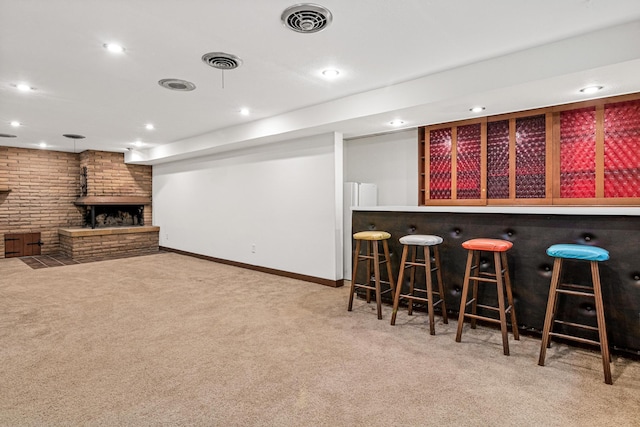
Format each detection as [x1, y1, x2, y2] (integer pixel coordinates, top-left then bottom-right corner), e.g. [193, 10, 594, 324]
[344, 129, 419, 206]
[153, 133, 343, 281]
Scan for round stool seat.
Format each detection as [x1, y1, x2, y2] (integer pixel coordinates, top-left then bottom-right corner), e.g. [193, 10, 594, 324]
[399, 234, 443, 246]
[353, 230, 391, 241]
[546, 244, 609, 261]
[456, 237, 518, 355]
[462, 238, 513, 252]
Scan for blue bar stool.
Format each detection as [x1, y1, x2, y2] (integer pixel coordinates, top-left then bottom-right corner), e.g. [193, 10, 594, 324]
[390, 234, 448, 335]
[538, 244, 612, 384]
[348, 230, 396, 320]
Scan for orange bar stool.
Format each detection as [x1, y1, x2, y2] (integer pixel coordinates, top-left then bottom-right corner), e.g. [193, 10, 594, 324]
[348, 230, 396, 320]
[455, 238, 519, 355]
[390, 234, 448, 335]
[538, 244, 612, 384]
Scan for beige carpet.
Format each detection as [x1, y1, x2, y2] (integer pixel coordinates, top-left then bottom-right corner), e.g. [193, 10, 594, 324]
[1, 252, 638, 426]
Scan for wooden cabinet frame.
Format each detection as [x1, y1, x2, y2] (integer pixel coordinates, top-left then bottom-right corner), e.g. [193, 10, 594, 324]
[420, 118, 486, 205]
[485, 108, 553, 205]
[419, 93, 640, 206]
[550, 93, 640, 205]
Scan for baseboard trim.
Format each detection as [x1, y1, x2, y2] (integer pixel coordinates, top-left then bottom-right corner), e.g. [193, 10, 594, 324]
[160, 246, 344, 288]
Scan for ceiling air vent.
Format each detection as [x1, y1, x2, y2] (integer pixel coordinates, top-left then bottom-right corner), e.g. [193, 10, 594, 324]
[158, 78, 196, 91]
[0, 133, 17, 138]
[281, 3, 332, 33]
[202, 52, 243, 70]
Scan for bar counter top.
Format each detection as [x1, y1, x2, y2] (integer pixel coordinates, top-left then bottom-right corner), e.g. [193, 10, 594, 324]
[353, 205, 640, 216]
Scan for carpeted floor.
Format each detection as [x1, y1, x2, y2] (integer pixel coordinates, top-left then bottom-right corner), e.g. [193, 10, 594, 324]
[1, 252, 639, 426]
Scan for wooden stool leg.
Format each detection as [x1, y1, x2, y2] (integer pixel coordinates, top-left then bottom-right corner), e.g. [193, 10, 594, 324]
[494, 251, 510, 356]
[408, 246, 416, 315]
[455, 250, 475, 342]
[470, 251, 479, 329]
[424, 245, 436, 335]
[364, 242, 372, 303]
[373, 241, 383, 319]
[501, 252, 519, 340]
[591, 261, 612, 385]
[391, 244, 409, 325]
[347, 240, 362, 312]
[433, 246, 448, 324]
[538, 257, 562, 365]
[383, 240, 395, 301]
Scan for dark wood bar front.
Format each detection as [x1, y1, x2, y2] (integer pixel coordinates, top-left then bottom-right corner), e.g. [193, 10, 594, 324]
[352, 208, 640, 356]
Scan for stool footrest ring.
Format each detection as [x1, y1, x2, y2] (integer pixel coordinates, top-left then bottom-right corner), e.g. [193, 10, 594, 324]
[468, 276, 500, 284]
[462, 314, 503, 325]
[553, 319, 599, 332]
[549, 332, 601, 347]
[555, 288, 594, 298]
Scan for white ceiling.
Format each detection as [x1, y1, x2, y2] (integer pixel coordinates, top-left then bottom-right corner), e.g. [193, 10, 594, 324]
[2, 0, 640, 164]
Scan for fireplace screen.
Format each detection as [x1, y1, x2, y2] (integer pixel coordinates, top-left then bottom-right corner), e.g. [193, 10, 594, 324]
[84, 205, 144, 228]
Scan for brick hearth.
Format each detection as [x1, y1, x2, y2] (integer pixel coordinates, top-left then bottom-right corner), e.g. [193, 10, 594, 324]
[59, 226, 160, 261]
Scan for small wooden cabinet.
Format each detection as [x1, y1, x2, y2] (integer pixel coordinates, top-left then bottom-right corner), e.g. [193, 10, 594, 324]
[4, 232, 42, 258]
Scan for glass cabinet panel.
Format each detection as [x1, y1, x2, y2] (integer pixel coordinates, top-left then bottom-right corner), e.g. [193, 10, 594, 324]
[487, 120, 510, 199]
[559, 108, 596, 198]
[429, 128, 452, 200]
[456, 123, 482, 199]
[604, 100, 640, 198]
[515, 115, 546, 198]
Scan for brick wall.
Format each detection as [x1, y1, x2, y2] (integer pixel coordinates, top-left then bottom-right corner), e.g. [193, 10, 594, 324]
[59, 229, 159, 261]
[0, 147, 152, 258]
[0, 147, 83, 257]
[80, 150, 151, 196]
[79, 150, 152, 225]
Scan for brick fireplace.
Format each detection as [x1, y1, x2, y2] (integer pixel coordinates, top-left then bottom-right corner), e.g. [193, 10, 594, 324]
[57, 150, 159, 260]
[0, 147, 158, 259]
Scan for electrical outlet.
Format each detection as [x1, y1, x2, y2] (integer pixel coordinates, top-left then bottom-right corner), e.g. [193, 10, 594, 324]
[165, 233, 169, 241]
[251, 243, 256, 253]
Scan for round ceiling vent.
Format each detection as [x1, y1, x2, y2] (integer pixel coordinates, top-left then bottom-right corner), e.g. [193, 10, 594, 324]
[158, 78, 196, 91]
[202, 52, 243, 70]
[281, 3, 332, 33]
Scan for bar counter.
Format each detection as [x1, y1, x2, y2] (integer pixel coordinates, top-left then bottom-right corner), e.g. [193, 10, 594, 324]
[351, 206, 640, 356]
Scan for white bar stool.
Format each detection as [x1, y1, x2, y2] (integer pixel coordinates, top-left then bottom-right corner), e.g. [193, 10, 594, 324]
[390, 234, 448, 335]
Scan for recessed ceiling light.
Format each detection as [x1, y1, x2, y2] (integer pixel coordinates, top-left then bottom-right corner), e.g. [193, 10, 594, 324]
[579, 85, 603, 94]
[470, 106, 486, 113]
[17, 83, 34, 92]
[239, 108, 250, 116]
[133, 141, 143, 147]
[104, 43, 125, 53]
[10, 121, 21, 127]
[389, 120, 405, 127]
[321, 69, 340, 78]
[145, 123, 155, 130]
[38, 142, 47, 148]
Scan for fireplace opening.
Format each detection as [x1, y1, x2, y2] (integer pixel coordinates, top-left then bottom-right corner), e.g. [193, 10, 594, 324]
[83, 205, 144, 228]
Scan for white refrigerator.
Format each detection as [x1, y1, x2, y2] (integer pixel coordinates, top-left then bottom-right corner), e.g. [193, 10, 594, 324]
[343, 182, 378, 279]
